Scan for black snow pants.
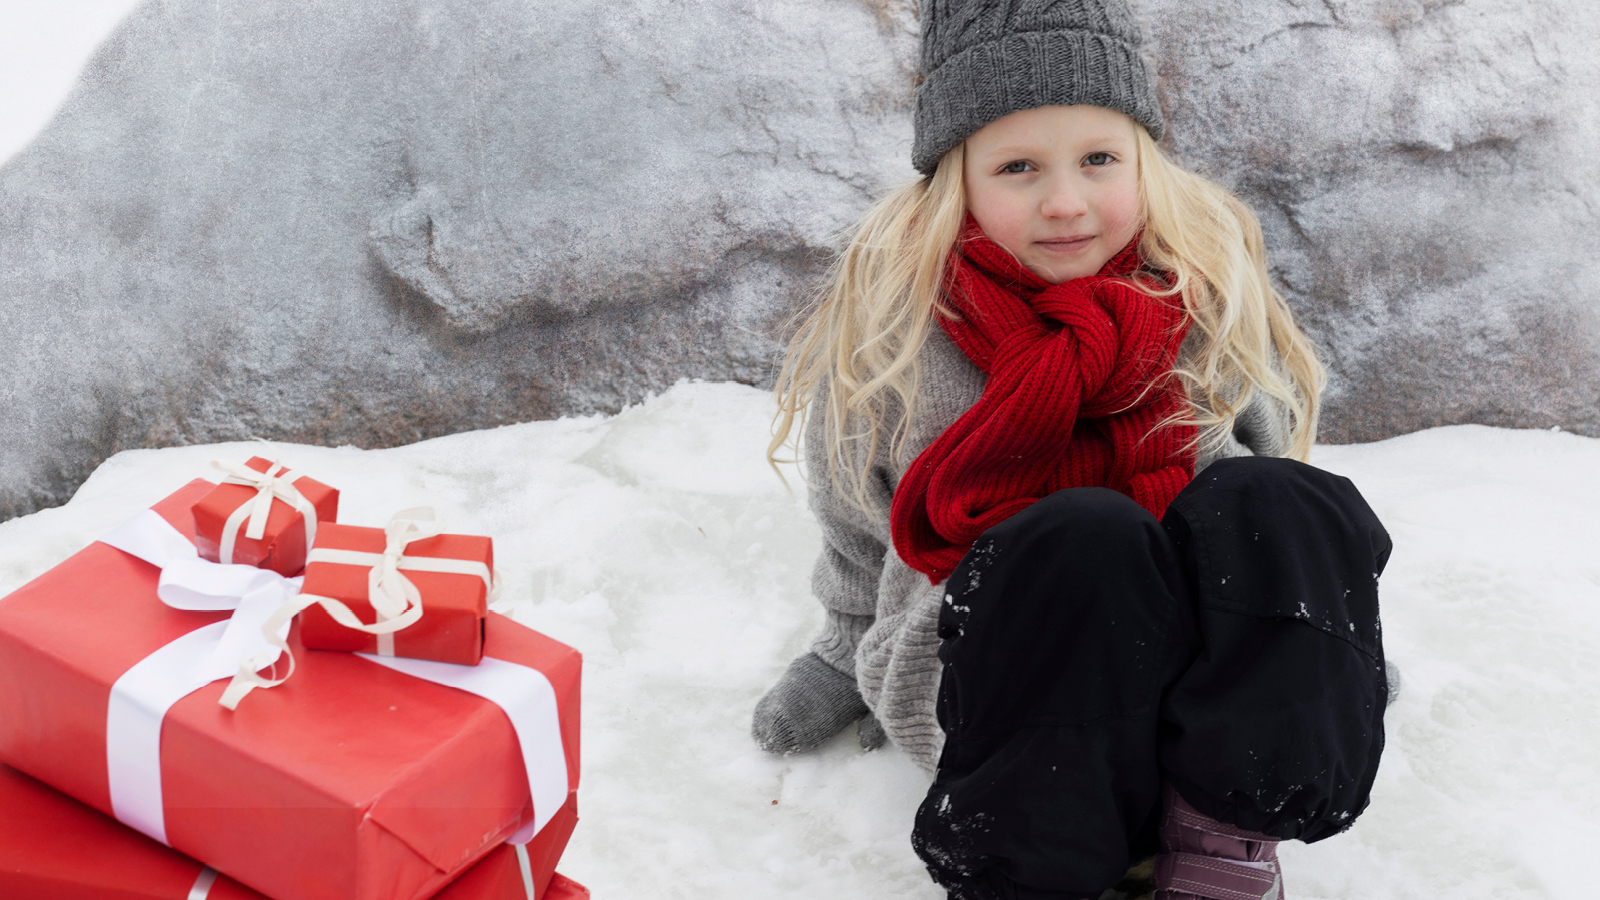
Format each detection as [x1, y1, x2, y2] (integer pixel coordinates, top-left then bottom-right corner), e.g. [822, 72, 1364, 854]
[911, 456, 1393, 900]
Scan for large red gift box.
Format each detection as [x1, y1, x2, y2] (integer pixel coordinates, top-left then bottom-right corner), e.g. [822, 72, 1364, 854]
[298, 521, 493, 665]
[0, 764, 268, 900]
[0, 764, 588, 900]
[0, 480, 581, 900]
[192, 457, 339, 577]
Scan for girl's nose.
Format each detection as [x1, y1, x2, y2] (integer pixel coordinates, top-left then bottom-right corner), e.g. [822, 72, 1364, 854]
[1039, 176, 1089, 220]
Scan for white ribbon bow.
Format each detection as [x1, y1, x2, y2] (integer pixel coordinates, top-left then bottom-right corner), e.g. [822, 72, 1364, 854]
[101, 510, 303, 699]
[211, 459, 318, 564]
[308, 507, 447, 644]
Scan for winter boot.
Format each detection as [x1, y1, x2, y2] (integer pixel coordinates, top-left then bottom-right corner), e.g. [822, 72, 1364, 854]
[1153, 785, 1285, 900]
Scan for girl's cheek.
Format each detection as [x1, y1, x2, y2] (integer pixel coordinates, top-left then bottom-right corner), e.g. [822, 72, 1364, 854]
[966, 189, 1027, 251]
[1101, 180, 1141, 243]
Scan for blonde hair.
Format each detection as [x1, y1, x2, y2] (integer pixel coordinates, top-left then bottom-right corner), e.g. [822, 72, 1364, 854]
[769, 127, 1324, 511]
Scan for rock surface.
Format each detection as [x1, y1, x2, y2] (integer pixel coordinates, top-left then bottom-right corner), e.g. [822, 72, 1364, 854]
[0, 0, 919, 519]
[2, 0, 1597, 518]
[1137, 0, 1600, 441]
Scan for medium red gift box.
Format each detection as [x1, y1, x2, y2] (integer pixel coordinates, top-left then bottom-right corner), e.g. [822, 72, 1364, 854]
[192, 457, 339, 577]
[0, 763, 587, 900]
[0, 480, 581, 900]
[297, 518, 493, 665]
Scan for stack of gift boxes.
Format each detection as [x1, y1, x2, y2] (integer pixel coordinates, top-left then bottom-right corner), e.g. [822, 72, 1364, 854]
[0, 458, 587, 899]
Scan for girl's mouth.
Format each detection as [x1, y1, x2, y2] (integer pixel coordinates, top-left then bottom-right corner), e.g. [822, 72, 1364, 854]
[1035, 235, 1095, 253]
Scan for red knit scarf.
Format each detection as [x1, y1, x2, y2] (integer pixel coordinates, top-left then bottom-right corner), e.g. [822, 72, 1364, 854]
[889, 217, 1197, 583]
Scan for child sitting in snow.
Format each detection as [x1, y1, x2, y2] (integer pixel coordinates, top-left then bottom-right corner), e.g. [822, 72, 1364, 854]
[752, 2, 1393, 898]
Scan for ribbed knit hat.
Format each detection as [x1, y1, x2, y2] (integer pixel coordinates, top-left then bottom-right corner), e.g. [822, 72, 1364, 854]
[912, 0, 1164, 175]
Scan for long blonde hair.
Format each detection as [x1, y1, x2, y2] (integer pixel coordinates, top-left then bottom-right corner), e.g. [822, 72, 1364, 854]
[770, 126, 1324, 512]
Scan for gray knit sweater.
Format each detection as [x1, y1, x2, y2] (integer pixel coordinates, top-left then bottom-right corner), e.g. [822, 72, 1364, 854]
[803, 327, 1294, 774]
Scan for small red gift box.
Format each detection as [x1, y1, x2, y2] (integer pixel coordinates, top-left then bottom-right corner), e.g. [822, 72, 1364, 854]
[0, 763, 586, 900]
[298, 516, 494, 664]
[0, 480, 581, 900]
[192, 457, 339, 577]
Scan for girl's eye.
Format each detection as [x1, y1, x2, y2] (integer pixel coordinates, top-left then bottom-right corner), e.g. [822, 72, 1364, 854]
[1000, 160, 1033, 174]
[1084, 152, 1114, 167]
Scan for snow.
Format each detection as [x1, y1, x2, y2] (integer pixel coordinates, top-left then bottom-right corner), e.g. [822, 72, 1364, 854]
[0, 0, 144, 167]
[1, 381, 1598, 899]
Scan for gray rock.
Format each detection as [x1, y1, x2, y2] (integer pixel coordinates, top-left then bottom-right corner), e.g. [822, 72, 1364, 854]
[0, 0, 918, 519]
[1135, 0, 1600, 442]
[3, 0, 1598, 520]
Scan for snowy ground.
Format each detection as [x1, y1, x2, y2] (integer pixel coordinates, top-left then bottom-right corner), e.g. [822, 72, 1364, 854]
[1, 381, 1597, 900]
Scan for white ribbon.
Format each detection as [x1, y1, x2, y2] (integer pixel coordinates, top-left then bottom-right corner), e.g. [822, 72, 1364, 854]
[187, 867, 219, 900]
[515, 844, 536, 899]
[101, 511, 303, 844]
[211, 459, 319, 564]
[102, 506, 312, 713]
[95, 509, 565, 850]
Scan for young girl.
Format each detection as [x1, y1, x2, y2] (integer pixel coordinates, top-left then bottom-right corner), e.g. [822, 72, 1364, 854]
[752, 2, 1392, 899]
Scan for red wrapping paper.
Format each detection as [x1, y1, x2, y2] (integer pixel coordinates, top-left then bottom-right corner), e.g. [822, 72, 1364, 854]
[298, 522, 492, 664]
[192, 457, 339, 577]
[0, 763, 585, 900]
[436, 792, 582, 900]
[0, 764, 267, 900]
[0, 481, 581, 900]
[541, 875, 590, 900]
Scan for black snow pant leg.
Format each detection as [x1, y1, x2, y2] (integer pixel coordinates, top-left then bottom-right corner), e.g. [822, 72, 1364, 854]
[912, 486, 1195, 899]
[910, 457, 1392, 900]
[1158, 456, 1393, 842]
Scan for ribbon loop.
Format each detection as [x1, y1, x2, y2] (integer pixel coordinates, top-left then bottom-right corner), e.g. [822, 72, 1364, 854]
[368, 507, 444, 628]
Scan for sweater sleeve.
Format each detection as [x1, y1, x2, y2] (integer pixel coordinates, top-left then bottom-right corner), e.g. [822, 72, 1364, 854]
[801, 395, 950, 770]
[855, 559, 948, 772]
[803, 394, 890, 677]
[852, 332, 988, 773]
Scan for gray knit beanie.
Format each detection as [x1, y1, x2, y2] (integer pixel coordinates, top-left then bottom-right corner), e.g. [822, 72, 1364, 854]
[912, 0, 1165, 175]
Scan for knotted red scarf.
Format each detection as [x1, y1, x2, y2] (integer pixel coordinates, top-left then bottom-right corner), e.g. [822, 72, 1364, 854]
[890, 217, 1197, 583]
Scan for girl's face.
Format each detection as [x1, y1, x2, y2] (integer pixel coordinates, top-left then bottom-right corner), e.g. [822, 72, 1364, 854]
[962, 105, 1142, 284]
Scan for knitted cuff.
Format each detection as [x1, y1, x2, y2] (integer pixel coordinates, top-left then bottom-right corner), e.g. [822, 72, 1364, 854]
[811, 610, 874, 678]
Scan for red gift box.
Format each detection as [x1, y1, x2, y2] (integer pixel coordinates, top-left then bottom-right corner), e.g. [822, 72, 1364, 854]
[192, 457, 339, 577]
[0, 763, 268, 900]
[0, 763, 586, 900]
[297, 518, 493, 665]
[0, 481, 581, 900]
